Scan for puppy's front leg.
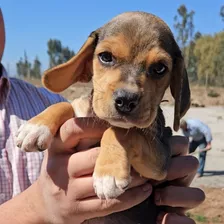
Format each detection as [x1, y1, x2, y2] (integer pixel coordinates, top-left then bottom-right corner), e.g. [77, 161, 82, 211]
[93, 127, 135, 199]
[93, 128, 171, 199]
[131, 132, 171, 181]
[17, 102, 74, 152]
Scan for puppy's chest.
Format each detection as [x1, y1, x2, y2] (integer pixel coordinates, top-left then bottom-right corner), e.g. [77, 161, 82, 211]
[72, 94, 94, 117]
[137, 107, 172, 145]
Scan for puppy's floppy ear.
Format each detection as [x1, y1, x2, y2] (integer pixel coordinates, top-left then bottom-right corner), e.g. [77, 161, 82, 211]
[170, 51, 191, 132]
[42, 30, 99, 93]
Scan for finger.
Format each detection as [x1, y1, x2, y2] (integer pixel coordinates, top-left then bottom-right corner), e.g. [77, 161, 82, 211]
[73, 176, 96, 199]
[154, 186, 205, 209]
[129, 171, 148, 189]
[158, 213, 196, 224]
[153, 155, 199, 187]
[73, 169, 148, 200]
[169, 136, 189, 157]
[78, 183, 152, 219]
[51, 117, 108, 151]
[166, 155, 199, 186]
[74, 173, 148, 200]
[68, 147, 100, 177]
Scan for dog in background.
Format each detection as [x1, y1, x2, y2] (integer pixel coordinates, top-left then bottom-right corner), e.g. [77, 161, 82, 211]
[16, 11, 190, 200]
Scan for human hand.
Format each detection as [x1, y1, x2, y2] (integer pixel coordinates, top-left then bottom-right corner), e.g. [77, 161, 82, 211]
[36, 117, 152, 224]
[199, 143, 211, 153]
[199, 148, 206, 153]
[154, 136, 205, 224]
[205, 143, 212, 151]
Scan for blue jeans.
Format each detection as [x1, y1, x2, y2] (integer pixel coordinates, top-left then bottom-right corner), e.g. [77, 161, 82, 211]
[189, 137, 207, 176]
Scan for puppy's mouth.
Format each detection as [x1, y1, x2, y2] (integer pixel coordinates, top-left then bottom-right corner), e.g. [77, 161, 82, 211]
[106, 117, 136, 129]
[103, 113, 154, 129]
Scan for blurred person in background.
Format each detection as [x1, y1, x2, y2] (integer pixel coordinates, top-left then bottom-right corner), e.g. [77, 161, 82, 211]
[180, 119, 212, 177]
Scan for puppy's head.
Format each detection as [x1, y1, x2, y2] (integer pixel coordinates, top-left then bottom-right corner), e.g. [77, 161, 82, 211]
[43, 11, 190, 131]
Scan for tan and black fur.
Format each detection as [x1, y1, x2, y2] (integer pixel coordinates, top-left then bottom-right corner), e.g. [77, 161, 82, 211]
[16, 11, 191, 220]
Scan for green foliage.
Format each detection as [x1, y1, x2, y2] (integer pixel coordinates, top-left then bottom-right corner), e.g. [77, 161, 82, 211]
[16, 52, 41, 79]
[174, 5, 198, 82]
[16, 39, 75, 79]
[174, 5, 195, 53]
[47, 39, 75, 68]
[187, 212, 222, 223]
[187, 212, 208, 223]
[194, 32, 224, 87]
[16, 51, 32, 78]
[174, 4, 224, 87]
[220, 5, 224, 22]
[207, 89, 220, 98]
[31, 56, 41, 79]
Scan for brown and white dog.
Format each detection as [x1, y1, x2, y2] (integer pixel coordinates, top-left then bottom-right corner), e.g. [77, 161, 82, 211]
[16, 11, 190, 200]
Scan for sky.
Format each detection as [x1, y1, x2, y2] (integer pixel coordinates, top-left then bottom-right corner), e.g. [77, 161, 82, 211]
[1, 0, 223, 75]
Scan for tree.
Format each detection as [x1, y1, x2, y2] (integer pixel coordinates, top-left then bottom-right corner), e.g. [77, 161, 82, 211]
[220, 5, 224, 22]
[31, 56, 41, 79]
[194, 32, 224, 87]
[16, 52, 42, 79]
[62, 46, 75, 63]
[16, 58, 25, 77]
[174, 5, 195, 54]
[16, 51, 31, 78]
[47, 39, 75, 68]
[174, 5, 198, 82]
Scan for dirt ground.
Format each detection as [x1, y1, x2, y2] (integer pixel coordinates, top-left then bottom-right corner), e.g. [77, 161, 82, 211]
[188, 188, 224, 224]
[24, 78, 224, 224]
[162, 105, 224, 223]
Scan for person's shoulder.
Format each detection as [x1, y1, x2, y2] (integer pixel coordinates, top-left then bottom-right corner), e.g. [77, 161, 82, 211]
[10, 77, 68, 104]
[187, 119, 206, 127]
[186, 119, 199, 126]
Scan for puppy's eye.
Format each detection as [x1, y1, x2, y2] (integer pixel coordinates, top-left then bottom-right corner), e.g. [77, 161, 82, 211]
[98, 52, 115, 66]
[147, 62, 167, 78]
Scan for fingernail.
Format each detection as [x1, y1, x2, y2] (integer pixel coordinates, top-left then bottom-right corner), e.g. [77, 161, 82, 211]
[157, 212, 165, 221]
[142, 183, 152, 192]
[156, 212, 166, 224]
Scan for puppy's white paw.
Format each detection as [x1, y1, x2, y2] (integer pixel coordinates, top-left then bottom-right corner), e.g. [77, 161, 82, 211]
[16, 123, 53, 152]
[93, 173, 131, 199]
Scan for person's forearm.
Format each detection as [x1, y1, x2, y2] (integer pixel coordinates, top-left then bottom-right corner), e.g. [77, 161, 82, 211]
[0, 181, 46, 224]
[200, 127, 212, 144]
[206, 142, 212, 150]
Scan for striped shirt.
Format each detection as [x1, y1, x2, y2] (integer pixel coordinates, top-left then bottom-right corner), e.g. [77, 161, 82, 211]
[0, 64, 67, 204]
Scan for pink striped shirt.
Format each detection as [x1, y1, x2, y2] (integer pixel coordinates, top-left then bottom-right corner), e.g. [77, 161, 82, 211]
[0, 64, 66, 204]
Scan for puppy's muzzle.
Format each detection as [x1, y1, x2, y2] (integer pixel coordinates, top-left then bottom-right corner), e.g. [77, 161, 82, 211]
[113, 89, 141, 114]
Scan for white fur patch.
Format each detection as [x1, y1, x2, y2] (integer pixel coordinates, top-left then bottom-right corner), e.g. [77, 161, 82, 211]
[73, 106, 85, 117]
[107, 119, 134, 129]
[16, 123, 53, 152]
[93, 173, 131, 199]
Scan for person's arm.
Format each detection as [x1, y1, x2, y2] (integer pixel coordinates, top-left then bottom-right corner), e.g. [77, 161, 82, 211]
[198, 122, 212, 151]
[0, 181, 47, 224]
[0, 118, 152, 224]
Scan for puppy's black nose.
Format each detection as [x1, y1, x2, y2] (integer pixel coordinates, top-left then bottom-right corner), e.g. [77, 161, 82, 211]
[113, 89, 140, 114]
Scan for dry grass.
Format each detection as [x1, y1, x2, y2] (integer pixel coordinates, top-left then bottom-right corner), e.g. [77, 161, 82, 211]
[163, 85, 224, 107]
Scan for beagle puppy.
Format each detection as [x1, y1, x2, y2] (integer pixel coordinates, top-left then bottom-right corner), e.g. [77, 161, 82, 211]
[16, 11, 190, 200]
